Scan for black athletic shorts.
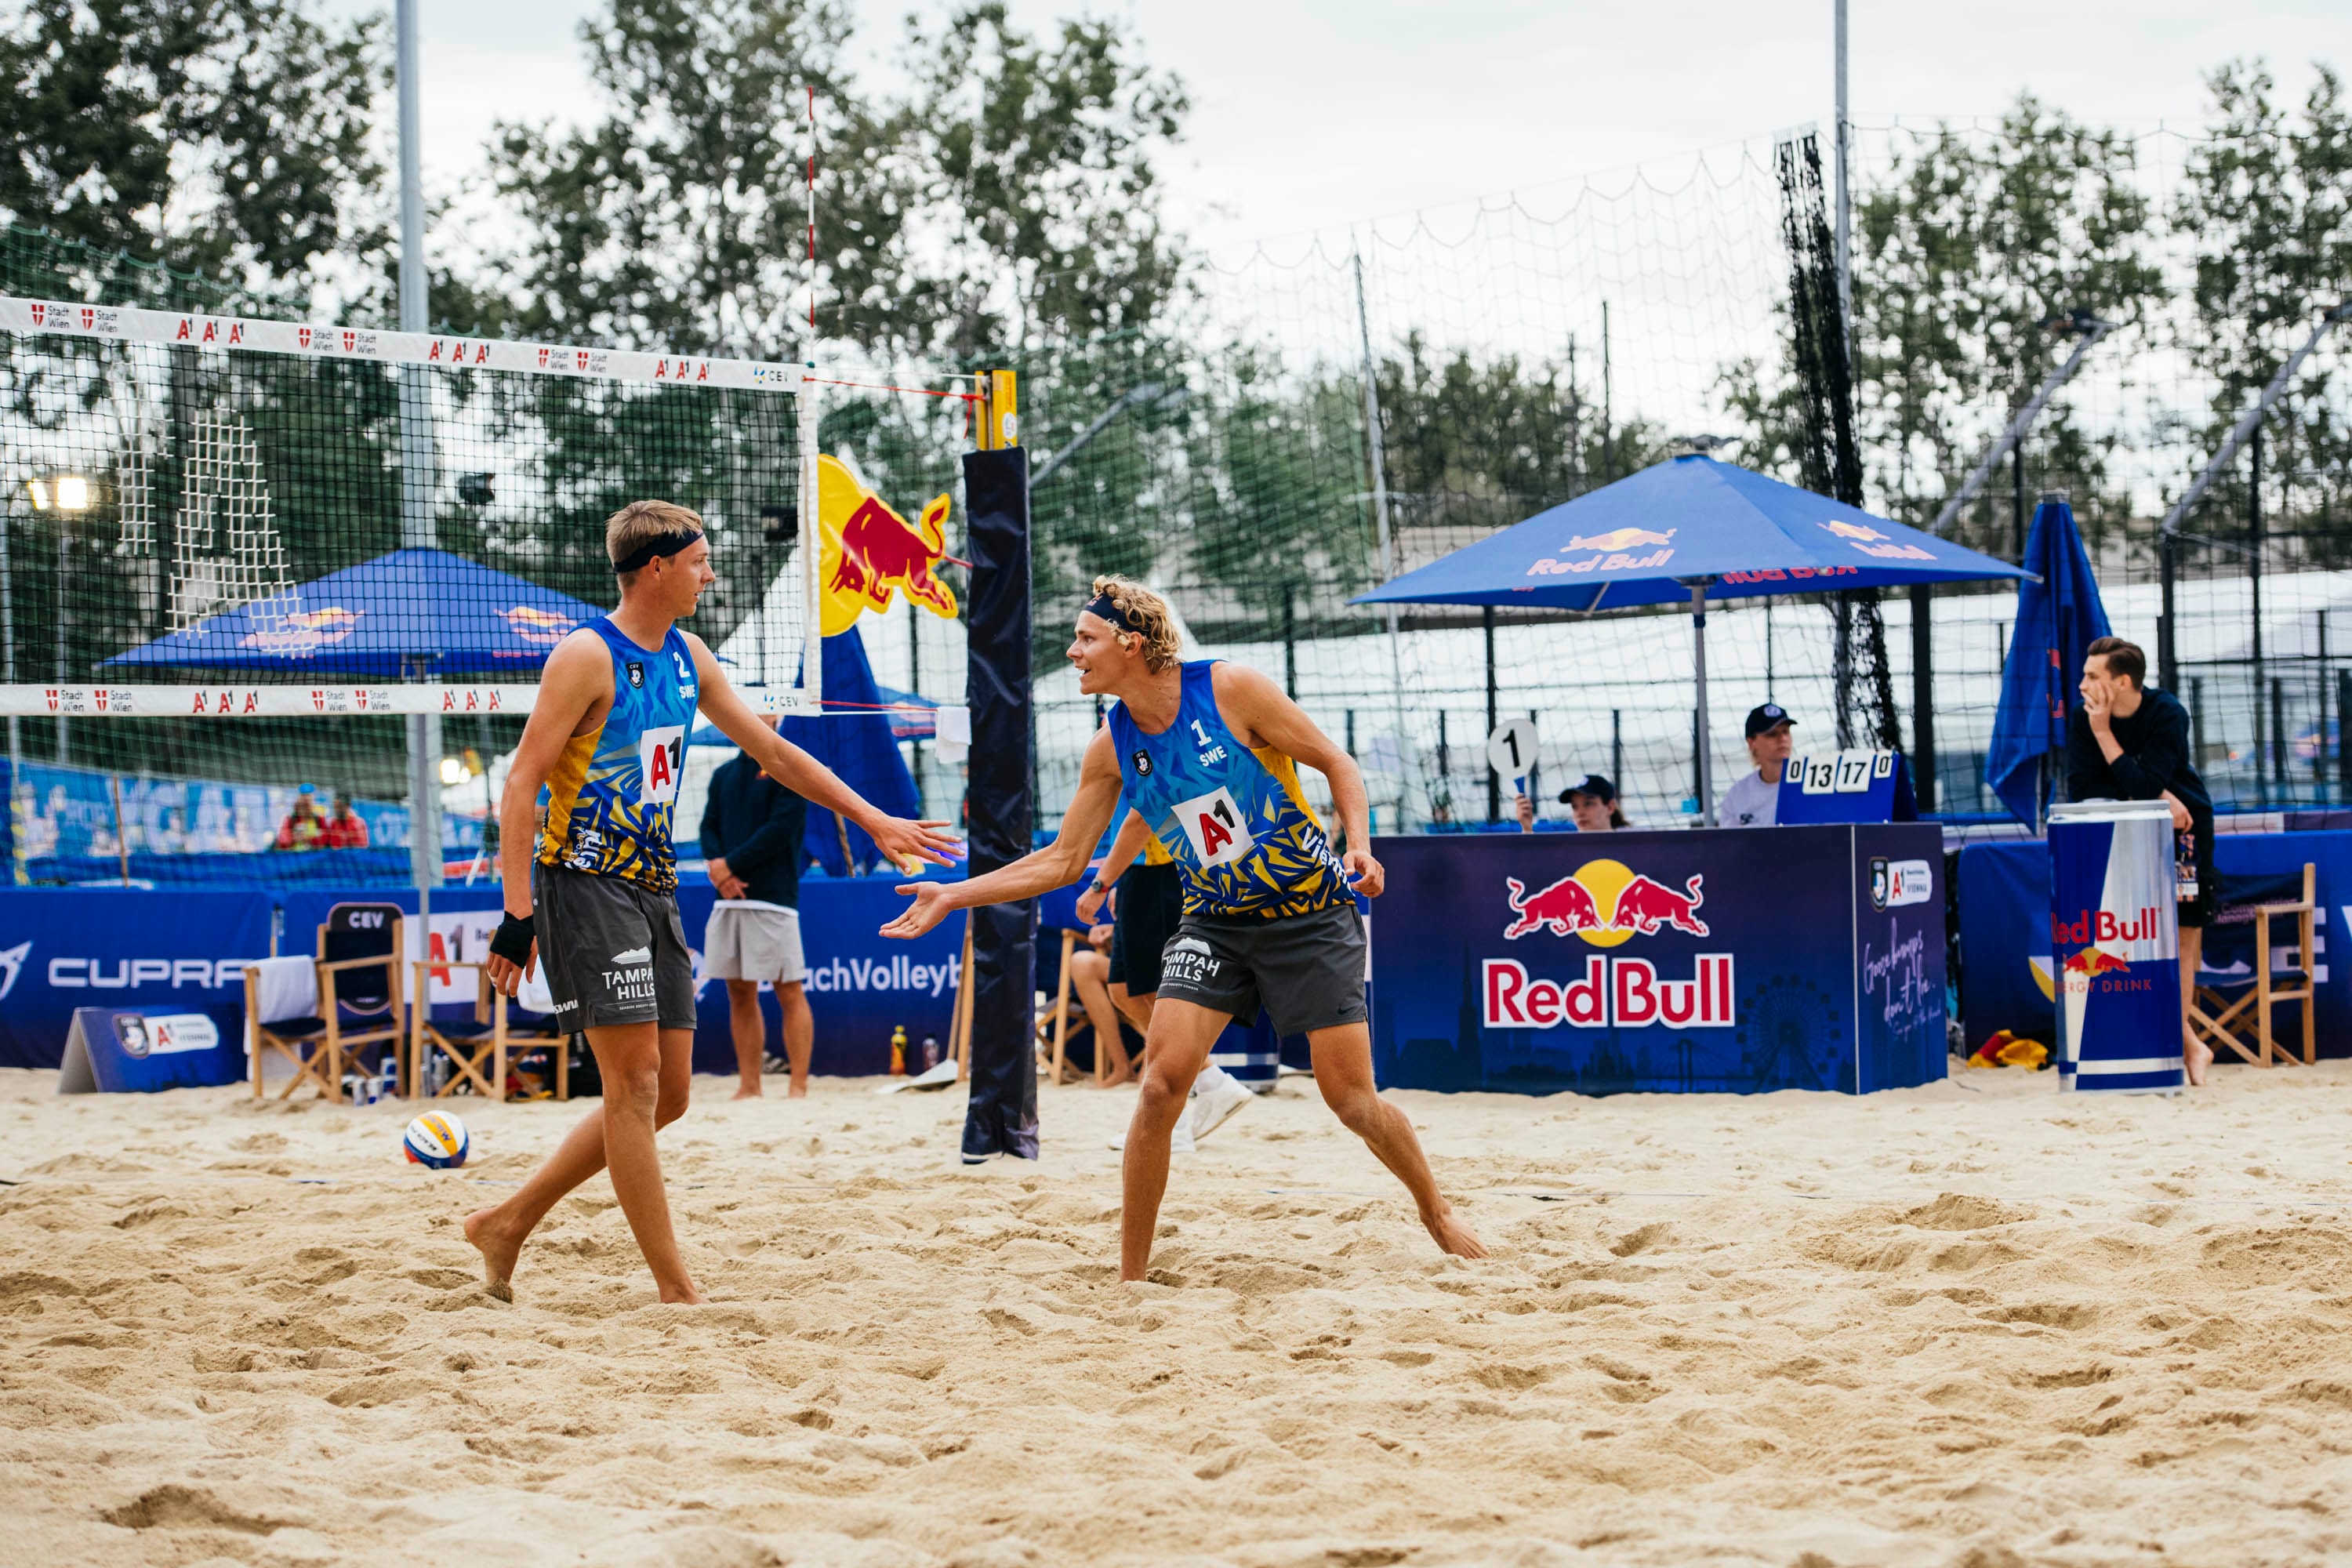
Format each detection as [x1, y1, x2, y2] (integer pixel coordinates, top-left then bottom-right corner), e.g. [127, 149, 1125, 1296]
[532, 862, 698, 1036]
[2178, 820, 2217, 931]
[1156, 902, 1368, 1037]
[1107, 860, 1185, 993]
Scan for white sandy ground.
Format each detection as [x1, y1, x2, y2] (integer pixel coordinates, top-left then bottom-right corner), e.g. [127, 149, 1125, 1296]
[2, 1063, 2351, 1568]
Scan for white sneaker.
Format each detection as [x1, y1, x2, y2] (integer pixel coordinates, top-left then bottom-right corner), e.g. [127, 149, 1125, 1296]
[1109, 1110, 1196, 1154]
[1188, 1074, 1254, 1142]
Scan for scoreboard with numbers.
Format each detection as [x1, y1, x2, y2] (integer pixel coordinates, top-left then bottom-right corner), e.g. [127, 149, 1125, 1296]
[1773, 749, 1919, 825]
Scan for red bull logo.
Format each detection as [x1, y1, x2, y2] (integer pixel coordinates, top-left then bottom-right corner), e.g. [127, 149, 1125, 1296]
[1820, 519, 1888, 542]
[1563, 527, 1675, 553]
[2049, 905, 2163, 946]
[1526, 527, 1675, 578]
[2061, 947, 2132, 978]
[1489, 859, 1731, 1029]
[1503, 858, 1708, 945]
[816, 454, 962, 635]
[1820, 517, 1936, 562]
[503, 605, 577, 647]
[238, 606, 363, 655]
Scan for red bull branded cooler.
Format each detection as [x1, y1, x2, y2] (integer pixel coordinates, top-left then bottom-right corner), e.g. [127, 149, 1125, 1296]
[2047, 800, 2183, 1094]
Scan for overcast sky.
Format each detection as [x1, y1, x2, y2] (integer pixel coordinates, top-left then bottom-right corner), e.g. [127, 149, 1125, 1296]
[332, 0, 2343, 253]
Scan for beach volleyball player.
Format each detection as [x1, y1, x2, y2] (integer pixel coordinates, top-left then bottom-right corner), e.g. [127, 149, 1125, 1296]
[883, 576, 1485, 1279]
[473, 501, 956, 1303]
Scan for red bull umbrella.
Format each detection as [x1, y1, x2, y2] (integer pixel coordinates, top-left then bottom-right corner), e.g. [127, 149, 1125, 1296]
[105, 547, 611, 676]
[1353, 453, 2031, 822]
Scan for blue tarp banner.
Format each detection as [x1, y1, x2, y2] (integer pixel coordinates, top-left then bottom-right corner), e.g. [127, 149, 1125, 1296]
[1987, 497, 2111, 826]
[0, 889, 276, 1069]
[1955, 830, 2352, 1057]
[6, 756, 468, 884]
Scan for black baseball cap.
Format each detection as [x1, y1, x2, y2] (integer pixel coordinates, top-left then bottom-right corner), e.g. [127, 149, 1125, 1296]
[1744, 702, 1795, 739]
[1557, 773, 1617, 804]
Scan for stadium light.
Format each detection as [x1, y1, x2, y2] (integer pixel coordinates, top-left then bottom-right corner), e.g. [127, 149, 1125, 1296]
[53, 474, 89, 513]
[439, 756, 468, 786]
[24, 478, 46, 510]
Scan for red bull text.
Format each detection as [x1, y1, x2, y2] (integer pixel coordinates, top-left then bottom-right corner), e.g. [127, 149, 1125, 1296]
[2046, 802, 2183, 1092]
[1483, 954, 1735, 1029]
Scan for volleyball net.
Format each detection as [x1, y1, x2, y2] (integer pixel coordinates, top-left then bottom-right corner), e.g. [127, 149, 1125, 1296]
[0, 264, 986, 882]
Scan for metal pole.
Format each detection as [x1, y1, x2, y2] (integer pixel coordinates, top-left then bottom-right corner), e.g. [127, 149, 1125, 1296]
[1483, 605, 1498, 823]
[1282, 583, 1298, 699]
[53, 532, 65, 760]
[2011, 445, 2026, 561]
[1610, 708, 1623, 800]
[1, 510, 16, 813]
[2158, 527, 2178, 694]
[396, 0, 441, 906]
[2338, 668, 2350, 803]
[1833, 0, 1852, 343]
[2252, 427, 2266, 809]
[1601, 301, 1615, 484]
[1930, 316, 2116, 538]
[2157, 300, 2352, 543]
[1910, 582, 1936, 813]
[1692, 580, 1714, 826]
[1353, 248, 1417, 826]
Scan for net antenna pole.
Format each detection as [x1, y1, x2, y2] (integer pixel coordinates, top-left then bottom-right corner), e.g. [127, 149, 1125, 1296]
[799, 373, 822, 713]
[396, 0, 442, 922]
[1353, 245, 1418, 830]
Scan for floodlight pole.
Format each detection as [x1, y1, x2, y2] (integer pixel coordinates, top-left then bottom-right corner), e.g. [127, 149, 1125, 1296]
[396, 0, 442, 915]
[1833, 0, 1851, 345]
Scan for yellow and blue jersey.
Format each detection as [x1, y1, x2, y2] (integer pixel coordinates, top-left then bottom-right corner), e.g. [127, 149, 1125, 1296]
[1106, 661, 1352, 919]
[536, 619, 699, 894]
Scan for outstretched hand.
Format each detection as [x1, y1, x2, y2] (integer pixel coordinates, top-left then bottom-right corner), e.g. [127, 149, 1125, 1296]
[882, 880, 959, 940]
[868, 816, 962, 874]
[1345, 847, 1385, 899]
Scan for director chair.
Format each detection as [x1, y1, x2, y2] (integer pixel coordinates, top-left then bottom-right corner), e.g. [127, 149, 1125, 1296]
[2187, 862, 2317, 1068]
[245, 903, 407, 1102]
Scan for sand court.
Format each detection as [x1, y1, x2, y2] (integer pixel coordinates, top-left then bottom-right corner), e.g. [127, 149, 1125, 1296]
[4, 1065, 2350, 1566]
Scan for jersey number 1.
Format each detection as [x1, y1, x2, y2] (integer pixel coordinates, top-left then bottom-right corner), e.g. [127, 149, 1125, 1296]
[1175, 785, 1254, 869]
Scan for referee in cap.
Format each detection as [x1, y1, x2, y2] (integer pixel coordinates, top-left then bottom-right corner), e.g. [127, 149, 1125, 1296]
[1718, 702, 1795, 827]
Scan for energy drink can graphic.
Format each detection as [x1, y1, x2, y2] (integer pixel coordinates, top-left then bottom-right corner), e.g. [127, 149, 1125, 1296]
[2047, 801, 2183, 1093]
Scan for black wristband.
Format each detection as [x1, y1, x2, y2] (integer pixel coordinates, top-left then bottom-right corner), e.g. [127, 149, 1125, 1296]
[489, 912, 535, 964]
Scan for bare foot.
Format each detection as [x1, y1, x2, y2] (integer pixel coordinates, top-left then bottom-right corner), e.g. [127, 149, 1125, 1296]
[2184, 1033, 2214, 1088]
[786, 1081, 808, 1099]
[1100, 1059, 1134, 1088]
[1423, 1203, 1488, 1261]
[463, 1206, 523, 1300]
[656, 1278, 706, 1305]
[732, 1083, 763, 1101]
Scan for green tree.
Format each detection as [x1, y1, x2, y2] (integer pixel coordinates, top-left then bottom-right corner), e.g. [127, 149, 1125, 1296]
[2172, 61, 2352, 558]
[1846, 98, 2166, 548]
[0, 0, 385, 302]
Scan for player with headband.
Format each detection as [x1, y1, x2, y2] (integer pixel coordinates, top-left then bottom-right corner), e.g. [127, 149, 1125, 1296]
[470, 499, 957, 1305]
[883, 575, 1486, 1279]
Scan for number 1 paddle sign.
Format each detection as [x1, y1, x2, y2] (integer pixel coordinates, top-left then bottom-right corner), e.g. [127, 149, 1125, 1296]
[638, 724, 686, 808]
[1174, 786, 1256, 869]
[1486, 717, 1539, 797]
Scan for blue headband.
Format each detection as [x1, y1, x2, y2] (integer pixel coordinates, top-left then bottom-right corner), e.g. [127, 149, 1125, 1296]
[1083, 593, 1141, 634]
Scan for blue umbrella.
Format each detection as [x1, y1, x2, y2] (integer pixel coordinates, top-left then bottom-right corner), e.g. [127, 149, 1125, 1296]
[1354, 454, 2031, 822]
[1986, 496, 2111, 829]
[105, 547, 608, 676]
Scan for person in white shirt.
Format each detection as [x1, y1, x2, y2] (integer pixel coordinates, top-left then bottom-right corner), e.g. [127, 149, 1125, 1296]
[1717, 703, 1795, 827]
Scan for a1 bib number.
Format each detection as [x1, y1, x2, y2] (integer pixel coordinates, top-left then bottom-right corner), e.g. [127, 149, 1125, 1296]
[639, 724, 686, 808]
[1175, 786, 1255, 869]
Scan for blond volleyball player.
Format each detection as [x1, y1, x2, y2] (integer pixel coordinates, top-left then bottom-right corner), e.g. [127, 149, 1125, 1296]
[471, 500, 956, 1303]
[883, 576, 1484, 1279]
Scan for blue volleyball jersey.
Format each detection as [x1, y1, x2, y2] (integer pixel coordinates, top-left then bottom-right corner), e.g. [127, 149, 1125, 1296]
[1105, 661, 1352, 919]
[535, 619, 701, 894]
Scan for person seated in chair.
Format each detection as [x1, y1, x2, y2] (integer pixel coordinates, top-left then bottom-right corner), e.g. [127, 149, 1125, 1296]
[2067, 635, 2216, 1087]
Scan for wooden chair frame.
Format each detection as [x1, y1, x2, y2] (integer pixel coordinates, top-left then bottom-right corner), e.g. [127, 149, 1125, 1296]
[410, 958, 572, 1102]
[2189, 862, 2317, 1068]
[244, 925, 406, 1102]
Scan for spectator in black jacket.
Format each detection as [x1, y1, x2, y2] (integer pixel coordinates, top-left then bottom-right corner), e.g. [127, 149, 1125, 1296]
[2067, 635, 2216, 1087]
[699, 720, 813, 1098]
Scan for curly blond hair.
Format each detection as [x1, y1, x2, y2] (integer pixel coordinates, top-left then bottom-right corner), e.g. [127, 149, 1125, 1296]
[607, 499, 705, 583]
[1088, 575, 1181, 673]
